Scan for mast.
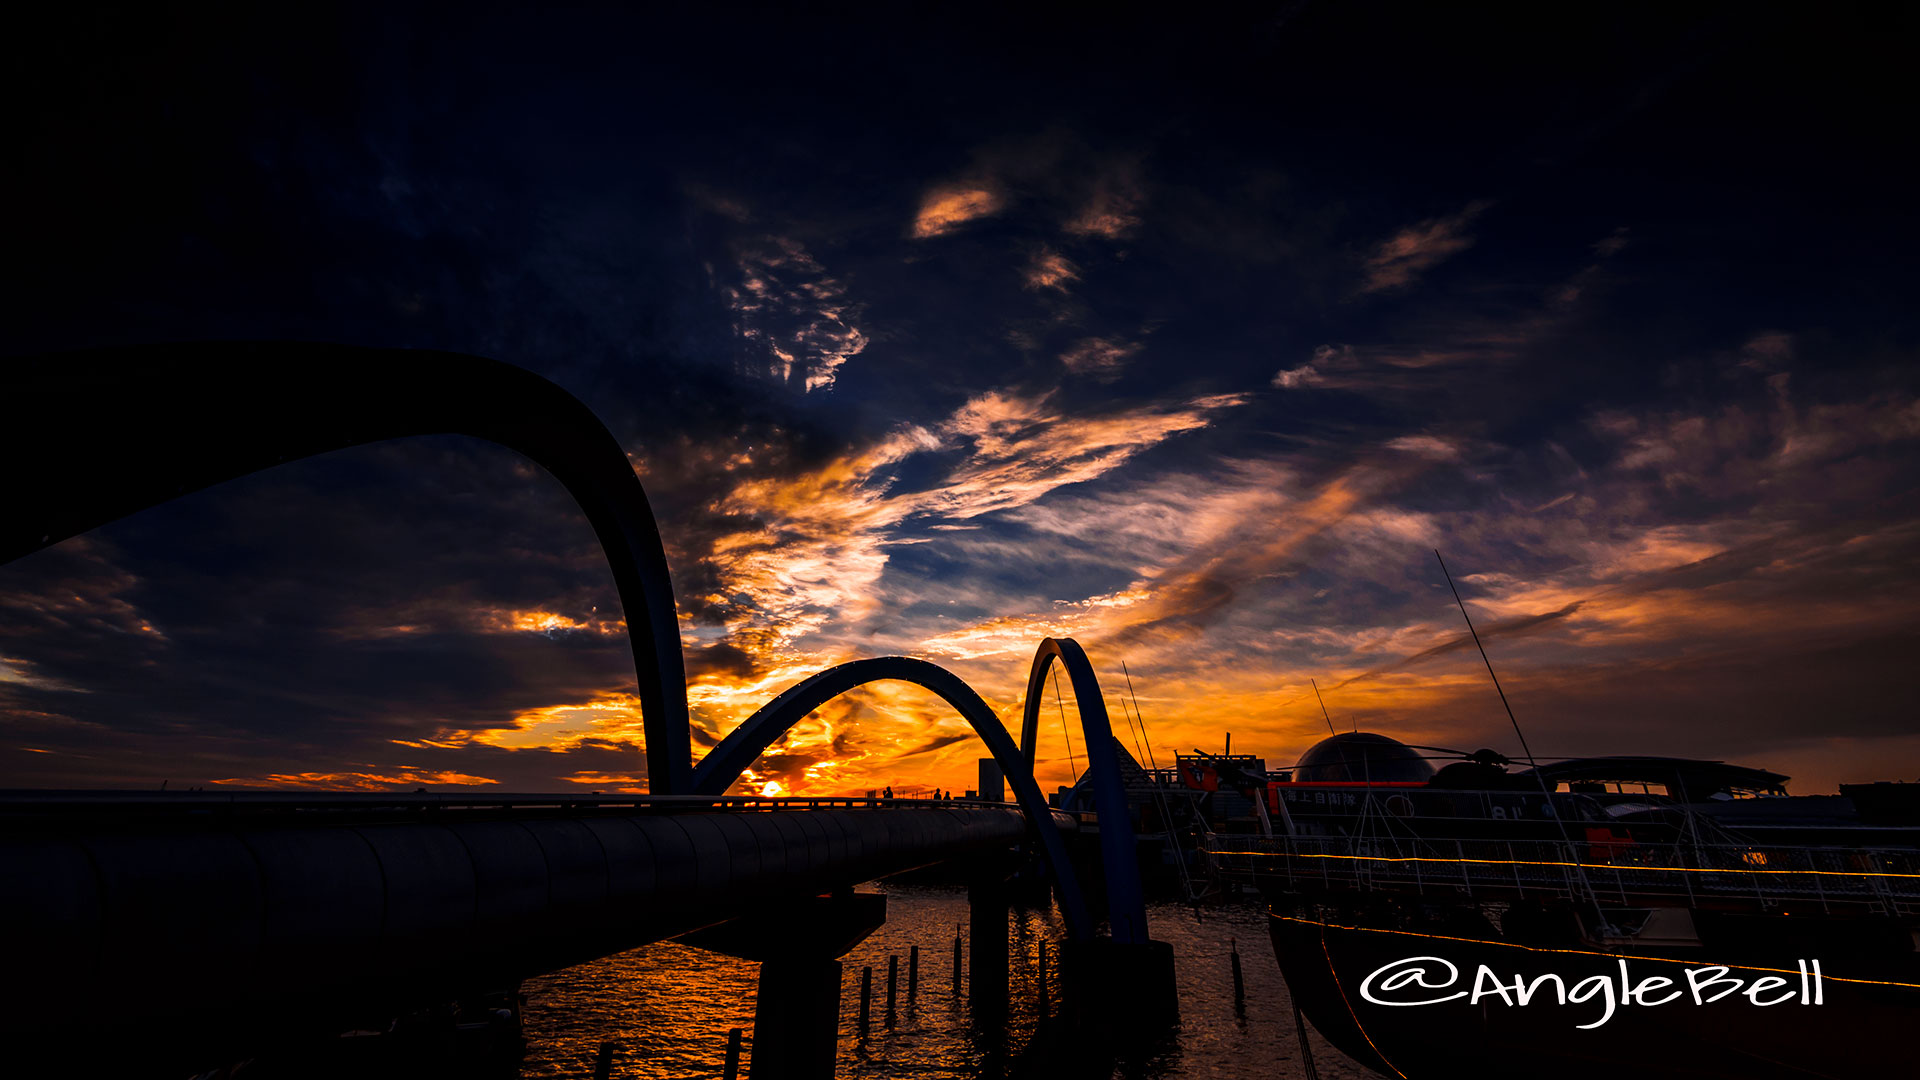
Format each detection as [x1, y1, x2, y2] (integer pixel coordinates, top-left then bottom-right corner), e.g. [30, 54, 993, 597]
[1434, 549, 1607, 924]
[1310, 678, 1338, 737]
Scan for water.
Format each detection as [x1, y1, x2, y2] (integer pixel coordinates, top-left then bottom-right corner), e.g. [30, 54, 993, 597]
[520, 884, 1371, 1079]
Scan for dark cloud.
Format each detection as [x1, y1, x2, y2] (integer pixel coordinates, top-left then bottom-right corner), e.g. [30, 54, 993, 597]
[897, 733, 979, 759]
[683, 643, 761, 683]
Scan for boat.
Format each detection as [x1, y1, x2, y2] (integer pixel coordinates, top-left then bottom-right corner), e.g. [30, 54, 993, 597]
[1195, 732, 1920, 1079]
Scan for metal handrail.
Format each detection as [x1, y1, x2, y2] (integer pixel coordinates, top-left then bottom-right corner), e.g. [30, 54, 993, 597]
[0, 789, 1038, 814]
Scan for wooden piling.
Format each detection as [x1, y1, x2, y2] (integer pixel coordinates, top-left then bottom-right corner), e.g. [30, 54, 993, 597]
[859, 965, 872, 1035]
[908, 944, 920, 1005]
[1230, 936, 1245, 1012]
[724, 1028, 743, 1080]
[952, 927, 963, 994]
[592, 1040, 615, 1080]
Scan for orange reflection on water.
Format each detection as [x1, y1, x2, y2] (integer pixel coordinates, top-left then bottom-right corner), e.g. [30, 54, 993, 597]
[518, 885, 1370, 1079]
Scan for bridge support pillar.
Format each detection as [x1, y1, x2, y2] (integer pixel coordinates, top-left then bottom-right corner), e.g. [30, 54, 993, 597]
[967, 874, 1009, 1022]
[677, 892, 887, 1080]
[751, 957, 843, 1080]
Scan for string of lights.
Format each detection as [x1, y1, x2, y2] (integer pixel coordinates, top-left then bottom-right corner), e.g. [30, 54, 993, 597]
[1319, 929, 1409, 1079]
[1207, 848, 1920, 880]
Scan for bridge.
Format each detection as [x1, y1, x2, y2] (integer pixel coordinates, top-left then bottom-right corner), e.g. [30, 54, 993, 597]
[0, 344, 1176, 1078]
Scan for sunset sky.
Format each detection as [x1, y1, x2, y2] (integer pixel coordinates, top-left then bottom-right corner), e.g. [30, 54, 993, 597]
[5, 4, 1916, 797]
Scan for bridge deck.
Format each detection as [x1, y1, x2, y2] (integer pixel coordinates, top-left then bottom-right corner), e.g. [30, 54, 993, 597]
[0, 793, 1070, 1057]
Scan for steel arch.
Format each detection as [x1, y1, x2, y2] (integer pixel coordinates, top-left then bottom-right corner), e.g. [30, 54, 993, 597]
[1018, 637, 1150, 944]
[685, 655, 1095, 940]
[2, 342, 695, 794]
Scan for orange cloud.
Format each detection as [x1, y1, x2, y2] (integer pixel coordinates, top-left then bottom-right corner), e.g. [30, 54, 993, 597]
[0, 655, 88, 693]
[1024, 246, 1079, 291]
[416, 693, 650, 752]
[210, 770, 500, 790]
[558, 771, 649, 793]
[694, 388, 1246, 681]
[481, 609, 626, 635]
[1065, 164, 1144, 239]
[912, 184, 1002, 238]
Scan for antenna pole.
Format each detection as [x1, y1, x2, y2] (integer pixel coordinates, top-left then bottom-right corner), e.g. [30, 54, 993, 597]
[1435, 548, 1605, 922]
[1310, 678, 1337, 737]
[1120, 661, 1162, 772]
[1434, 549, 1540, 770]
[1119, 659, 1201, 906]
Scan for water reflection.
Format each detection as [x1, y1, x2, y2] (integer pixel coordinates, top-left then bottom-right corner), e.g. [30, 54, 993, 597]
[520, 885, 1369, 1079]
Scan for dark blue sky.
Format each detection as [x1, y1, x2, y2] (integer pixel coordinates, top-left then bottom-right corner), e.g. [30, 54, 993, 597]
[5, 3, 1917, 795]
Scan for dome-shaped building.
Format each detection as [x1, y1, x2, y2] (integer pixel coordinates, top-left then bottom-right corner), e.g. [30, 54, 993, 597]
[1293, 732, 1435, 784]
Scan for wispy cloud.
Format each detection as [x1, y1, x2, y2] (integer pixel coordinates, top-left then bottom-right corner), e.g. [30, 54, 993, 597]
[1276, 234, 1630, 398]
[212, 769, 500, 790]
[0, 656, 90, 694]
[722, 235, 867, 392]
[1360, 199, 1491, 293]
[923, 446, 1443, 666]
[1060, 336, 1140, 379]
[1326, 601, 1588, 692]
[932, 390, 1245, 520]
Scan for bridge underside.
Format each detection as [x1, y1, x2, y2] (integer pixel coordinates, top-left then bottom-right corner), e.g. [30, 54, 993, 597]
[0, 795, 1064, 1067]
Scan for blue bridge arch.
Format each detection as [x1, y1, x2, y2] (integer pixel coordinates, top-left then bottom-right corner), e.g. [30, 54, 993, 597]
[1018, 638, 1151, 944]
[687, 655, 1095, 940]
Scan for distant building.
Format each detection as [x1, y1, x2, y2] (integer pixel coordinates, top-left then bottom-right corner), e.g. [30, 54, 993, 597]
[977, 758, 1005, 803]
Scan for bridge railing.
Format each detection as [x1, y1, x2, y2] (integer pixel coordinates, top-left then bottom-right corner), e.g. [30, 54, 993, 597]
[1203, 832, 1920, 913]
[0, 790, 1037, 816]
